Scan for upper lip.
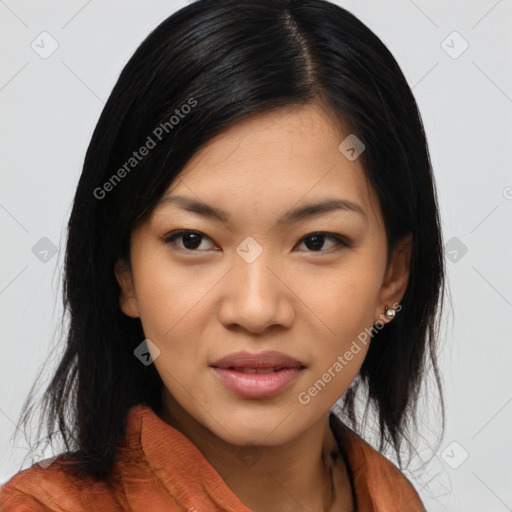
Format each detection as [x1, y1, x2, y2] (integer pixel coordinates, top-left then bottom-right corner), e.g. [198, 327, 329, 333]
[211, 350, 305, 369]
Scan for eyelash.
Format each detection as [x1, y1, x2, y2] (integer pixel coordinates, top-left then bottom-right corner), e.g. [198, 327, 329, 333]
[162, 230, 351, 253]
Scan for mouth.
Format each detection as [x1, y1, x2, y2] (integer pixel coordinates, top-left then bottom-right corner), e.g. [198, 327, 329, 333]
[210, 350, 305, 371]
[215, 366, 302, 374]
[209, 351, 306, 399]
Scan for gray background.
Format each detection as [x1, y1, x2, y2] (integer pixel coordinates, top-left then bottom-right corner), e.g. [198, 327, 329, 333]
[1, 1, 511, 510]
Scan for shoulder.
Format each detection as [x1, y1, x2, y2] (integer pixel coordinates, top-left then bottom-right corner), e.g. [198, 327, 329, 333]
[0, 457, 123, 512]
[329, 412, 426, 512]
[1, 404, 152, 512]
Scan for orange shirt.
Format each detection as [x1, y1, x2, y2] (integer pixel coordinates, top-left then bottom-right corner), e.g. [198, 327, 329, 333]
[1, 403, 426, 511]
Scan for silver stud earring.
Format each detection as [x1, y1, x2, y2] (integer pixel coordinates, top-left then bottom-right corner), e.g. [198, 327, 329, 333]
[384, 305, 396, 319]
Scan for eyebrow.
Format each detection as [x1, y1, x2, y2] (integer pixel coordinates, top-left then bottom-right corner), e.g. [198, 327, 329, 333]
[157, 195, 367, 225]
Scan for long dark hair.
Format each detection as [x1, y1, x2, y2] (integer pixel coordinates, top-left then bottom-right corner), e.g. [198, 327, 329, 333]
[15, 0, 446, 480]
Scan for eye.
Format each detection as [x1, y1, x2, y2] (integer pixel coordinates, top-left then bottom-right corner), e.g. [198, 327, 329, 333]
[295, 232, 351, 252]
[162, 230, 216, 251]
[162, 230, 350, 253]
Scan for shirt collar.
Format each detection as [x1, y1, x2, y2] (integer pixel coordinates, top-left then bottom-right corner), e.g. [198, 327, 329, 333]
[329, 411, 426, 511]
[123, 403, 424, 512]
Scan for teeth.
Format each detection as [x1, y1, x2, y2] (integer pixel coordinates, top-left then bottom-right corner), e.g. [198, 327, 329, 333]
[230, 367, 284, 374]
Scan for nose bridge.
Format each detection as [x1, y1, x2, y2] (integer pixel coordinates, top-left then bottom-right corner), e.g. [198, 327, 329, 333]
[218, 235, 293, 332]
[234, 235, 279, 299]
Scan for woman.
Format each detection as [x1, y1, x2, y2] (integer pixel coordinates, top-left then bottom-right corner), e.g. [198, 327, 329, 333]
[1, 0, 445, 510]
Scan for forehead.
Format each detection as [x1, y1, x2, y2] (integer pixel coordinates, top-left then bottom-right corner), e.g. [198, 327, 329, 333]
[154, 103, 382, 230]
[181, 102, 351, 175]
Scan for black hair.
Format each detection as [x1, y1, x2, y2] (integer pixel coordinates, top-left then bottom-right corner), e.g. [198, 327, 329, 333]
[15, 0, 446, 480]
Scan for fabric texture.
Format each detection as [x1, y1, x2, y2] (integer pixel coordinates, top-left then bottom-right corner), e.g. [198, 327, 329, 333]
[1, 403, 426, 511]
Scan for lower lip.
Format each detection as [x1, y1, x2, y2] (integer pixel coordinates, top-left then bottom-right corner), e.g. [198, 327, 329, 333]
[211, 367, 303, 399]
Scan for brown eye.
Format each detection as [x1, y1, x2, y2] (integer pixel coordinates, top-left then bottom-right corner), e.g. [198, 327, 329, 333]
[163, 230, 215, 251]
[296, 232, 350, 252]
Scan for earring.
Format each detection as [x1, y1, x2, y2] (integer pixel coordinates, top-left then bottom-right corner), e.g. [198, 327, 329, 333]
[384, 305, 396, 319]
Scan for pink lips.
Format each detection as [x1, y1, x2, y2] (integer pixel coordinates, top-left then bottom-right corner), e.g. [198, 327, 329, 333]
[210, 350, 305, 399]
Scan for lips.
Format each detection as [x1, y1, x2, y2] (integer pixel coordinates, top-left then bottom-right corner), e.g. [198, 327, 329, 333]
[228, 367, 285, 374]
[210, 350, 306, 399]
[210, 350, 305, 371]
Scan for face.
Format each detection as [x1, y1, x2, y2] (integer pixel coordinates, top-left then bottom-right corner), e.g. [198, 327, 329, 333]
[115, 102, 412, 447]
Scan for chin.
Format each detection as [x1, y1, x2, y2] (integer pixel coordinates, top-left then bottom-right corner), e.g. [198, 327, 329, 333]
[203, 404, 312, 446]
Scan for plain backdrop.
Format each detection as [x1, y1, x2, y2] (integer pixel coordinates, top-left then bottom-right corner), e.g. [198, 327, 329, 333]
[1, 1, 511, 510]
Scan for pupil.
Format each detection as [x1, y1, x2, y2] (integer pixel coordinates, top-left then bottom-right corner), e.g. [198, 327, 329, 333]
[183, 233, 201, 249]
[306, 234, 324, 251]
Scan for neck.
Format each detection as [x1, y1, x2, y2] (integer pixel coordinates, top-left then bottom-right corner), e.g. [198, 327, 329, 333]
[158, 391, 350, 512]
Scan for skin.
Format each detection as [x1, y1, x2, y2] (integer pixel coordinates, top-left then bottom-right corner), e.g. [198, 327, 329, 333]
[115, 101, 412, 512]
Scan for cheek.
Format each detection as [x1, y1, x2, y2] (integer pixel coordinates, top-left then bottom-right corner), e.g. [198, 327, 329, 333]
[297, 260, 382, 343]
[296, 260, 379, 397]
[301, 321, 372, 410]
[130, 255, 215, 385]
[131, 248, 203, 341]
[136, 276, 177, 341]
[135, 272, 202, 393]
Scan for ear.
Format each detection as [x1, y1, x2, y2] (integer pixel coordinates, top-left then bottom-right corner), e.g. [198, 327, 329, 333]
[114, 258, 140, 318]
[374, 233, 413, 324]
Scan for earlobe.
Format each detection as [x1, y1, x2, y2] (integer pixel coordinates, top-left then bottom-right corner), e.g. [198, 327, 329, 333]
[374, 233, 413, 324]
[114, 259, 140, 318]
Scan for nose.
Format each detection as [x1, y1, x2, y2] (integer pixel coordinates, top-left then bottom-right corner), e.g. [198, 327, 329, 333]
[217, 244, 295, 334]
